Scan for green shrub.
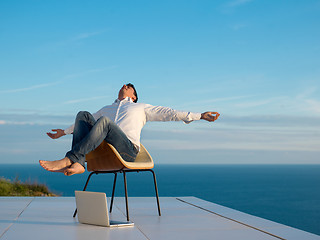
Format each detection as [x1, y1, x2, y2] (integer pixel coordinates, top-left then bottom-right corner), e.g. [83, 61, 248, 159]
[0, 178, 57, 196]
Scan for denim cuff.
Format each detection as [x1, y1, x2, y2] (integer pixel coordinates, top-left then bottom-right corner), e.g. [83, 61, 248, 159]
[65, 151, 86, 168]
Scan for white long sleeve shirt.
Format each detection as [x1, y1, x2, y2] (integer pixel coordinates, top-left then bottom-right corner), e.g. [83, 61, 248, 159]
[64, 97, 201, 149]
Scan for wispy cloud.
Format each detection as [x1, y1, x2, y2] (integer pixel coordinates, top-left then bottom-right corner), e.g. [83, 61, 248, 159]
[220, 0, 254, 14]
[296, 87, 317, 99]
[235, 96, 287, 108]
[0, 120, 35, 125]
[175, 95, 255, 109]
[0, 108, 46, 115]
[227, 91, 320, 116]
[59, 29, 109, 46]
[145, 138, 320, 152]
[231, 23, 248, 30]
[0, 81, 61, 94]
[204, 95, 255, 103]
[37, 29, 109, 51]
[217, 114, 320, 130]
[63, 96, 109, 104]
[143, 122, 320, 153]
[0, 113, 74, 126]
[71, 30, 108, 41]
[294, 87, 320, 114]
[1, 66, 116, 94]
[226, 0, 254, 8]
[61, 66, 117, 81]
[304, 99, 320, 113]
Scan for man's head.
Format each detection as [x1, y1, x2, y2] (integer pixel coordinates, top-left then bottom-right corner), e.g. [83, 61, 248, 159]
[118, 83, 138, 103]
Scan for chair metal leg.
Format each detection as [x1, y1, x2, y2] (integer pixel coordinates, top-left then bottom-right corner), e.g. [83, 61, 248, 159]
[110, 172, 117, 213]
[73, 172, 95, 218]
[150, 169, 161, 216]
[123, 171, 130, 221]
[73, 169, 161, 220]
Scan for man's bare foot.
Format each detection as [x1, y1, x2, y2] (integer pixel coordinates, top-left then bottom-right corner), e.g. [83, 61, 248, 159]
[39, 157, 72, 173]
[63, 162, 85, 176]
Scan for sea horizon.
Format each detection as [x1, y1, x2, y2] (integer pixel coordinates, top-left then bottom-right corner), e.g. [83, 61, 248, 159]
[1, 163, 320, 236]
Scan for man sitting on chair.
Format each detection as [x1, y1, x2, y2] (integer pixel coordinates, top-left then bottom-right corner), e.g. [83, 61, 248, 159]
[39, 83, 220, 176]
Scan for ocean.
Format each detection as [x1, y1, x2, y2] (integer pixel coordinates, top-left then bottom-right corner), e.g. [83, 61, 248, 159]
[0, 164, 319, 236]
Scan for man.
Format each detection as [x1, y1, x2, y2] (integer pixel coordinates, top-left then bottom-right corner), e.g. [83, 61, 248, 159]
[39, 83, 220, 176]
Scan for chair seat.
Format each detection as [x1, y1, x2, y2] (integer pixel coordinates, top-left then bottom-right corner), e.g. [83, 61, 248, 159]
[74, 141, 161, 221]
[86, 141, 154, 172]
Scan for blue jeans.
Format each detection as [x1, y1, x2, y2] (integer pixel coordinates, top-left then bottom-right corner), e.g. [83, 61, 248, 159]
[65, 111, 138, 167]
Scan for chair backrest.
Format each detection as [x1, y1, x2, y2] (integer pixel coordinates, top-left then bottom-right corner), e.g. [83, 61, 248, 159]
[86, 141, 154, 172]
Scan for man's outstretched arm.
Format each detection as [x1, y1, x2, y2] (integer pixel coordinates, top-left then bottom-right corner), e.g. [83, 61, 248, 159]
[47, 129, 66, 139]
[144, 104, 220, 123]
[200, 112, 220, 122]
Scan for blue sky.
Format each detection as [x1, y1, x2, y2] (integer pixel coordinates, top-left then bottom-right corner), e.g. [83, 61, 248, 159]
[0, 0, 319, 164]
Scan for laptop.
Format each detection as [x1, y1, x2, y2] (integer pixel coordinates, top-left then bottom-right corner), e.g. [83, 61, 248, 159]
[75, 191, 134, 227]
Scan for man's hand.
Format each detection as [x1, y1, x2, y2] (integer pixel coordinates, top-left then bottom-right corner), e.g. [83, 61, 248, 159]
[200, 112, 220, 122]
[47, 129, 66, 139]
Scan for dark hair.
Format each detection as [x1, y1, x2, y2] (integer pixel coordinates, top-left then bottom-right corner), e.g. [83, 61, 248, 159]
[126, 83, 138, 103]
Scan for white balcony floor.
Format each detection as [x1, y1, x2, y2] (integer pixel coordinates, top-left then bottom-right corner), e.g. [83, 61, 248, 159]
[0, 196, 319, 240]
